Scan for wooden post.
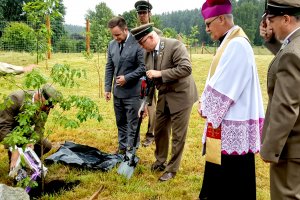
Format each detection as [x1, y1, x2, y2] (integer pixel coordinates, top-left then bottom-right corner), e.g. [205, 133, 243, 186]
[46, 15, 51, 59]
[86, 19, 90, 55]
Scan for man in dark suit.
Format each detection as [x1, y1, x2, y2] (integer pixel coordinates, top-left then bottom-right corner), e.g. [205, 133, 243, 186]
[0, 84, 60, 171]
[260, 1, 300, 199]
[105, 16, 145, 155]
[134, 0, 162, 147]
[131, 23, 198, 181]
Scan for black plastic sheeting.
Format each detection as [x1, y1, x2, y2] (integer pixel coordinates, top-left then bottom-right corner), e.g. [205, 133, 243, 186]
[45, 141, 123, 171]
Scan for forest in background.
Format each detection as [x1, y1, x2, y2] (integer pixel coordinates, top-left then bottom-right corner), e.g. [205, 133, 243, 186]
[0, 0, 266, 53]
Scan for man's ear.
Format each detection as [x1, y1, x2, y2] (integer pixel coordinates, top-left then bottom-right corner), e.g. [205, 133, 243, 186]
[149, 12, 152, 18]
[219, 15, 226, 25]
[283, 15, 291, 24]
[149, 34, 154, 40]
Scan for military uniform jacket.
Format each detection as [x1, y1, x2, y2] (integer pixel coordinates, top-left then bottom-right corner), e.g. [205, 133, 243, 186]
[105, 33, 145, 98]
[144, 37, 198, 114]
[261, 28, 300, 163]
[0, 90, 47, 144]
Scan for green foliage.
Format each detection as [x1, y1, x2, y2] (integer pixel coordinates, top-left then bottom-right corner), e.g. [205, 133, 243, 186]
[24, 69, 47, 89]
[0, 22, 36, 52]
[151, 16, 162, 30]
[0, 52, 272, 199]
[3, 101, 40, 148]
[189, 25, 199, 46]
[57, 95, 102, 128]
[86, 2, 113, 53]
[50, 0, 67, 47]
[23, 0, 62, 24]
[157, 0, 266, 45]
[162, 27, 177, 38]
[1, 62, 102, 192]
[232, 0, 265, 45]
[53, 35, 74, 53]
[122, 10, 138, 30]
[64, 24, 85, 36]
[23, 0, 63, 63]
[0, 75, 17, 110]
[17, 176, 38, 189]
[51, 63, 86, 88]
[0, 0, 31, 21]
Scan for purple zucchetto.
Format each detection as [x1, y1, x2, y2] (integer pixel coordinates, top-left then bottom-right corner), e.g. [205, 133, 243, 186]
[201, 0, 232, 20]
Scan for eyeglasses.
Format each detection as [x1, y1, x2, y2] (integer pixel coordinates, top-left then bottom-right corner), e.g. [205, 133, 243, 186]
[139, 36, 150, 45]
[267, 15, 283, 22]
[205, 16, 219, 28]
[138, 11, 148, 15]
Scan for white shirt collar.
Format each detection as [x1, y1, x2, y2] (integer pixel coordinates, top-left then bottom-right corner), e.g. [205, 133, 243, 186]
[124, 32, 130, 43]
[155, 38, 160, 52]
[282, 26, 300, 45]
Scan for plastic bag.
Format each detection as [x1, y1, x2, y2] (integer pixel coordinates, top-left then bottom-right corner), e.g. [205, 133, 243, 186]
[45, 141, 123, 171]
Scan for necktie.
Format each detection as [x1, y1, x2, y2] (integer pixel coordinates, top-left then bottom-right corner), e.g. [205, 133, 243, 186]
[153, 50, 158, 70]
[119, 42, 124, 54]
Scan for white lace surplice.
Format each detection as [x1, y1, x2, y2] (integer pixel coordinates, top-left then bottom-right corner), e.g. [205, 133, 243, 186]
[201, 27, 265, 155]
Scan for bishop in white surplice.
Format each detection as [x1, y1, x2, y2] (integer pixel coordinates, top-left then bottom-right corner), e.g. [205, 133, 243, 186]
[200, 25, 265, 155]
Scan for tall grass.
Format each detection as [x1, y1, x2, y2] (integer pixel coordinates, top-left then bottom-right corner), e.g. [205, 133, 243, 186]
[0, 51, 274, 199]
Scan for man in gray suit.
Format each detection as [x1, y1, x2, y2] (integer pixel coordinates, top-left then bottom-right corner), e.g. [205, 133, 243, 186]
[105, 16, 145, 155]
[131, 23, 198, 181]
[260, 1, 300, 199]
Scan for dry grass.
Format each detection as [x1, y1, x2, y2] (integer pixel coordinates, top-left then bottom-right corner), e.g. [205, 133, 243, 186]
[0, 50, 274, 200]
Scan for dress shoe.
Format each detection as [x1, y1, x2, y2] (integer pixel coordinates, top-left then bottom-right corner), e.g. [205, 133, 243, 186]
[142, 137, 154, 147]
[158, 171, 176, 181]
[151, 163, 166, 172]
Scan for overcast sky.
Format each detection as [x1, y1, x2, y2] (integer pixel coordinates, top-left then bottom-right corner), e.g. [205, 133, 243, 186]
[63, 0, 205, 26]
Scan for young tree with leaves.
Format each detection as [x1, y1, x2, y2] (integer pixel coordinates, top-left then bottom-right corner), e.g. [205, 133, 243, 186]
[0, 63, 101, 191]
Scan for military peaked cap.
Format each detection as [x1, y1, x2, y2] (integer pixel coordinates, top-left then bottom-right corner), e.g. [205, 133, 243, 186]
[131, 23, 154, 41]
[134, 0, 153, 12]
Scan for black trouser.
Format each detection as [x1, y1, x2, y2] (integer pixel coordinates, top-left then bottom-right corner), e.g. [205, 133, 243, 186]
[199, 153, 256, 200]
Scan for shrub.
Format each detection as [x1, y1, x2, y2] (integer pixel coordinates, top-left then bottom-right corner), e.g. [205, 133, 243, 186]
[0, 22, 36, 52]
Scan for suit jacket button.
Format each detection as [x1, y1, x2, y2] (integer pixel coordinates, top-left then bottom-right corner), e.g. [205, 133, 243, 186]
[275, 154, 279, 157]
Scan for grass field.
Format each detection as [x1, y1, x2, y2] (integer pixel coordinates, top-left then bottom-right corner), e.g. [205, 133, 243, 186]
[0, 49, 274, 200]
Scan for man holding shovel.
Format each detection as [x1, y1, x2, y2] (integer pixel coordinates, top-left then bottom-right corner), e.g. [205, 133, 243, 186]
[134, 0, 163, 147]
[131, 23, 198, 181]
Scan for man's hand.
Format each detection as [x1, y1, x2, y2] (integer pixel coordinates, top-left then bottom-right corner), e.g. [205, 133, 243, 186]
[116, 75, 126, 87]
[27, 143, 34, 149]
[146, 70, 162, 79]
[105, 92, 111, 102]
[23, 64, 37, 73]
[259, 20, 274, 42]
[138, 100, 148, 118]
[197, 101, 206, 118]
[142, 105, 148, 119]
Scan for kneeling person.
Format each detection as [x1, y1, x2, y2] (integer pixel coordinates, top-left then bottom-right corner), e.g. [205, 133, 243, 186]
[0, 84, 61, 170]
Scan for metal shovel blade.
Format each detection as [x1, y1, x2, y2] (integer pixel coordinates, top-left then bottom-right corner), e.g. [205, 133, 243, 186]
[117, 152, 139, 179]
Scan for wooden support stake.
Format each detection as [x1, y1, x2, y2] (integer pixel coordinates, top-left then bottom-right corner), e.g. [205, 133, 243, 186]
[46, 15, 51, 59]
[89, 185, 104, 200]
[86, 19, 91, 55]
